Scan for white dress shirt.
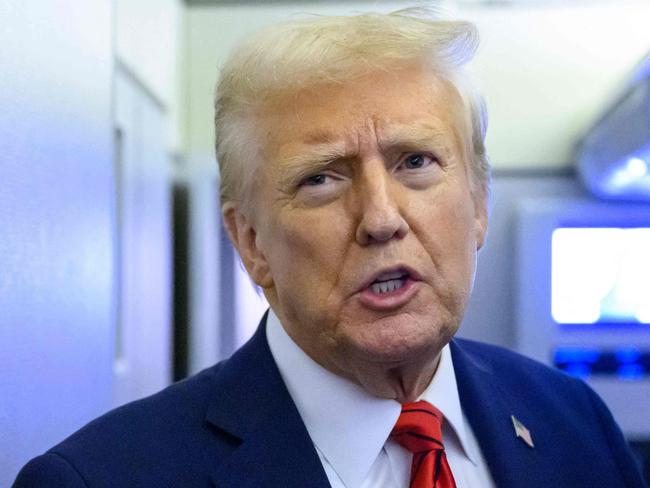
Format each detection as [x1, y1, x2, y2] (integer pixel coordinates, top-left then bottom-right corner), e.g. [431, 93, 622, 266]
[266, 310, 495, 488]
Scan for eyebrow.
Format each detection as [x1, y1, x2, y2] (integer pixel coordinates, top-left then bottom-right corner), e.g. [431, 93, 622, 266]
[278, 140, 348, 168]
[275, 122, 456, 186]
[276, 140, 349, 187]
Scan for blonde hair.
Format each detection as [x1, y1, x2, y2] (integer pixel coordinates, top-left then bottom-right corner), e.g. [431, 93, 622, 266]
[214, 10, 490, 209]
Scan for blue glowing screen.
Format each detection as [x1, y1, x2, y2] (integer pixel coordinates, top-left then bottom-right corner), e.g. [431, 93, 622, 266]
[552, 228, 650, 324]
[553, 347, 649, 380]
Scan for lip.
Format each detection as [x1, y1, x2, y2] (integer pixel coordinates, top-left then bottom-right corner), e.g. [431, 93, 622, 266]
[356, 265, 422, 311]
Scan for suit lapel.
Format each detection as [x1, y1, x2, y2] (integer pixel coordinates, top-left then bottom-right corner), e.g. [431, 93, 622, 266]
[451, 340, 542, 488]
[206, 315, 330, 488]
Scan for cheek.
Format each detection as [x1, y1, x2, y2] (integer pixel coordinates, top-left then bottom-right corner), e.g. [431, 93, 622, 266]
[411, 192, 478, 271]
[445, 204, 480, 290]
[284, 204, 352, 247]
[272, 210, 351, 283]
[445, 199, 478, 258]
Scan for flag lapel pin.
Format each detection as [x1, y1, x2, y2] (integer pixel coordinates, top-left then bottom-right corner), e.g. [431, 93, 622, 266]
[511, 415, 534, 448]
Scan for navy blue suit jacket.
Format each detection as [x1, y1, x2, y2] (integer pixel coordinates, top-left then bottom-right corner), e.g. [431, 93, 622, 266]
[15, 317, 646, 487]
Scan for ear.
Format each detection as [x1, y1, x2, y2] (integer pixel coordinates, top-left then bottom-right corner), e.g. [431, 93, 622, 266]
[222, 203, 274, 288]
[473, 193, 488, 251]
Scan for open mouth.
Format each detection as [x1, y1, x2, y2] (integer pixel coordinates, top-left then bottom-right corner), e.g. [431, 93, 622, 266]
[358, 266, 419, 310]
[370, 270, 409, 295]
[370, 271, 408, 295]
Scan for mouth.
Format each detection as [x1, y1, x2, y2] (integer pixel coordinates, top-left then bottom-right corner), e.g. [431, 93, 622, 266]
[358, 266, 421, 311]
[369, 269, 410, 295]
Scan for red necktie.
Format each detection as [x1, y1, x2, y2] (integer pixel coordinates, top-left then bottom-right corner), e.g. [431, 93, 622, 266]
[391, 400, 457, 488]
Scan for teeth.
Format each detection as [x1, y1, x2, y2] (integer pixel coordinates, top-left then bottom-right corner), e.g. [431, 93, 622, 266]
[371, 278, 405, 294]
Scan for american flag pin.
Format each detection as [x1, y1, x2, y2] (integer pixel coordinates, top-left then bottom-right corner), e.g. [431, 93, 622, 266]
[511, 415, 534, 448]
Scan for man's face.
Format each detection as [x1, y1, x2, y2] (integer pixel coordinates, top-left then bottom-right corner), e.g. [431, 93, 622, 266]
[230, 64, 487, 385]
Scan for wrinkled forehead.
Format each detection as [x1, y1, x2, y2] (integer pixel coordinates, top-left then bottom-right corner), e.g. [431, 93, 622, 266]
[254, 64, 470, 163]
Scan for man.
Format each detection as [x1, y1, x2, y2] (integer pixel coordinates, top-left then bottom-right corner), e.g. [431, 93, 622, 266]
[15, 11, 645, 488]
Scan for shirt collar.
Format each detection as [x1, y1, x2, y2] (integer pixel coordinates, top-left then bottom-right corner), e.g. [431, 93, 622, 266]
[419, 343, 479, 465]
[266, 309, 476, 486]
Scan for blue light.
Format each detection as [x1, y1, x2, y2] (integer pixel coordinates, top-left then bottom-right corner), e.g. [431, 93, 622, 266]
[577, 49, 650, 201]
[615, 347, 641, 363]
[555, 347, 600, 364]
[617, 363, 645, 380]
[627, 157, 648, 178]
[564, 363, 592, 379]
[605, 156, 649, 192]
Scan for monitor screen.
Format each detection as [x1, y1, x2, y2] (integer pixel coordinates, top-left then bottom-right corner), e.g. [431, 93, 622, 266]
[552, 227, 650, 324]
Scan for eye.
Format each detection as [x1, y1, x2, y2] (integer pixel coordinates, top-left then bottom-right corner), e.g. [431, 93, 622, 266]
[301, 174, 328, 186]
[401, 153, 436, 170]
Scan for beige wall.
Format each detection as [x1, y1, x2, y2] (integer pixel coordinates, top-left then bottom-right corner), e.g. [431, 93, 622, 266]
[184, 0, 650, 172]
[463, 1, 650, 169]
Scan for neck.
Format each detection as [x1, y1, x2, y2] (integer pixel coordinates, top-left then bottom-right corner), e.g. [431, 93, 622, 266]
[266, 302, 445, 404]
[336, 354, 442, 404]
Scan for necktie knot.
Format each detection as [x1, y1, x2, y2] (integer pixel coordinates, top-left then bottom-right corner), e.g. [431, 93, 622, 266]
[391, 400, 456, 488]
[391, 400, 445, 454]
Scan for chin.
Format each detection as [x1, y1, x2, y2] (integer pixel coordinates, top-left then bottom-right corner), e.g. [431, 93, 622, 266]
[340, 314, 456, 366]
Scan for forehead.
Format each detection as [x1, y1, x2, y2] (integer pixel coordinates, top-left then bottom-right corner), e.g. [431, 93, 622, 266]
[256, 64, 468, 163]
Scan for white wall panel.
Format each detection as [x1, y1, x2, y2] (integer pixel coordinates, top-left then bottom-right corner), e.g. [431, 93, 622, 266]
[0, 1, 113, 484]
[112, 67, 172, 407]
[115, 0, 184, 151]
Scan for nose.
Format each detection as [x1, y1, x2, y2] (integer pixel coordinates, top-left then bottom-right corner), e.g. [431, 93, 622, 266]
[354, 161, 410, 245]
